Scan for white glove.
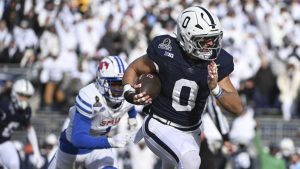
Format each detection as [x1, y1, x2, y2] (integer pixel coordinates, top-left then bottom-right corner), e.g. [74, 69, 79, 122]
[30, 154, 45, 169]
[108, 133, 130, 148]
[128, 118, 137, 130]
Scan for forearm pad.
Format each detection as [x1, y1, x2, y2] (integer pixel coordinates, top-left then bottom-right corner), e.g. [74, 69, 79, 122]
[124, 91, 135, 104]
[123, 84, 136, 104]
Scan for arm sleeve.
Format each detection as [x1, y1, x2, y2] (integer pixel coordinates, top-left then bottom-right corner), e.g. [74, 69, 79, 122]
[217, 49, 234, 81]
[127, 107, 137, 118]
[27, 125, 41, 156]
[71, 111, 111, 149]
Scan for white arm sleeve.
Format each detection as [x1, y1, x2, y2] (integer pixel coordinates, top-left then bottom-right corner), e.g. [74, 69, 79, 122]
[27, 125, 41, 156]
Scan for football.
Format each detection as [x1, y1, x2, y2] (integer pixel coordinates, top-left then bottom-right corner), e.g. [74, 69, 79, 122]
[136, 73, 161, 99]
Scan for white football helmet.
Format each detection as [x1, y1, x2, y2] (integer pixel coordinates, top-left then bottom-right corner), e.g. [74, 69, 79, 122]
[176, 6, 223, 60]
[11, 79, 35, 110]
[96, 56, 128, 106]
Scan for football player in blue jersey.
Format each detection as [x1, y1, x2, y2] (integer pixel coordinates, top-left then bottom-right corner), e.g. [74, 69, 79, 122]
[0, 79, 45, 169]
[123, 6, 244, 169]
[48, 56, 137, 169]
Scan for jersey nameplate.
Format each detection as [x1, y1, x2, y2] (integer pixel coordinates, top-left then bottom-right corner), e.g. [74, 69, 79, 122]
[100, 118, 121, 126]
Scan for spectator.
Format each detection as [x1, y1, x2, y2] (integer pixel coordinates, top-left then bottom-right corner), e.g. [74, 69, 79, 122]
[290, 153, 300, 169]
[280, 137, 295, 168]
[277, 56, 300, 121]
[0, 38, 23, 64]
[0, 20, 12, 53]
[253, 56, 280, 110]
[254, 131, 286, 169]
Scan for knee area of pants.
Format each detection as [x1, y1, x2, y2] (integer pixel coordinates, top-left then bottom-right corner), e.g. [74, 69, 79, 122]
[181, 151, 201, 169]
[102, 166, 117, 169]
[7, 161, 19, 169]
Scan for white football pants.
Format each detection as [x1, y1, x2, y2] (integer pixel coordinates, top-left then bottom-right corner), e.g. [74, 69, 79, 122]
[142, 115, 201, 169]
[0, 141, 20, 169]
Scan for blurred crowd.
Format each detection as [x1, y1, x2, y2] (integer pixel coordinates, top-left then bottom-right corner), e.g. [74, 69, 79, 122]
[0, 0, 300, 169]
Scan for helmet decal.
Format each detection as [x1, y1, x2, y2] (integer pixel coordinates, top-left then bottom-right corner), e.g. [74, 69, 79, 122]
[99, 61, 110, 70]
[197, 6, 216, 29]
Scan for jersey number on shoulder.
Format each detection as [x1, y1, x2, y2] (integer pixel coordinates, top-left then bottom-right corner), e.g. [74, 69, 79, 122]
[172, 79, 198, 111]
[2, 122, 19, 137]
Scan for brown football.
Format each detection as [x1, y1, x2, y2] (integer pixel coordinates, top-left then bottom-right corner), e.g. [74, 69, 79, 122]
[136, 73, 161, 99]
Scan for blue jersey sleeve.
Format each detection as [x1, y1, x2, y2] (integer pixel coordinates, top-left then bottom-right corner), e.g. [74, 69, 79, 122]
[71, 110, 111, 149]
[216, 49, 234, 81]
[147, 37, 159, 63]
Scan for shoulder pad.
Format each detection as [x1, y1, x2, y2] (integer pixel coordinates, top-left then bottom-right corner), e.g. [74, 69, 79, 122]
[147, 35, 179, 64]
[75, 85, 94, 118]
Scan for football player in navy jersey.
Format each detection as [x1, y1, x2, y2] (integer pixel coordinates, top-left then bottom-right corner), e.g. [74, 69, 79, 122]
[123, 6, 244, 169]
[0, 79, 45, 169]
[48, 56, 137, 169]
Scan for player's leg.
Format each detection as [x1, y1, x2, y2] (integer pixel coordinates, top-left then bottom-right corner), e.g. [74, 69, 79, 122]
[181, 150, 201, 169]
[0, 141, 20, 169]
[142, 115, 201, 169]
[48, 148, 76, 169]
[84, 149, 118, 169]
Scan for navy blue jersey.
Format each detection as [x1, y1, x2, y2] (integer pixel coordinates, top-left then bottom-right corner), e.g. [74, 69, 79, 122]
[147, 35, 234, 126]
[0, 96, 31, 143]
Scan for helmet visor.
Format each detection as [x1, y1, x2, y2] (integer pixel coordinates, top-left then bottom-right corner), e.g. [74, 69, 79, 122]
[191, 32, 223, 60]
[107, 80, 124, 97]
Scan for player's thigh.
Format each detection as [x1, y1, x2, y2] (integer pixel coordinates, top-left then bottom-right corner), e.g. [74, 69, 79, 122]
[84, 149, 118, 169]
[0, 141, 19, 169]
[142, 116, 200, 167]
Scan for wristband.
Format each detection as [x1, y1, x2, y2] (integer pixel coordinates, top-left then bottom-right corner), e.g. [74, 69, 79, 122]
[211, 85, 221, 95]
[211, 85, 224, 99]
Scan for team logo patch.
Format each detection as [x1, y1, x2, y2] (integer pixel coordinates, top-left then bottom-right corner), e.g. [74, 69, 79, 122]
[158, 38, 172, 51]
[93, 96, 102, 112]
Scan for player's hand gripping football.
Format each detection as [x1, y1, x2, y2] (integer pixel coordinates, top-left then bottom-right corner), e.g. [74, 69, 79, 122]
[132, 83, 153, 105]
[207, 61, 218, 90]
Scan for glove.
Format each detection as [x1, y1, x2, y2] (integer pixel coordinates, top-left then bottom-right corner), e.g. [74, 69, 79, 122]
[128, 118, 137, 130]
[108, 133, 130, 148]
[30, 154, 45, 169]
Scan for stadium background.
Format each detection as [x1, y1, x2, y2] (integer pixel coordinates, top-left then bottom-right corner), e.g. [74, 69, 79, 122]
[0, 0, 300, 169]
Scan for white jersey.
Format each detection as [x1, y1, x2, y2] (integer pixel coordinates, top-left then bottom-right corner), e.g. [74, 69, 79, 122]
[65, 83, 134, 142]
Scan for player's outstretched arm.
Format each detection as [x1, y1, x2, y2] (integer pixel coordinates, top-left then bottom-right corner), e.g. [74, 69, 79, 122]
[216, 77, 244, 116]
[71, 112, 130, 149]
[123, 55, 156, 86]
[207, 61, 243, 116]
[27, 125, 45, 168]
